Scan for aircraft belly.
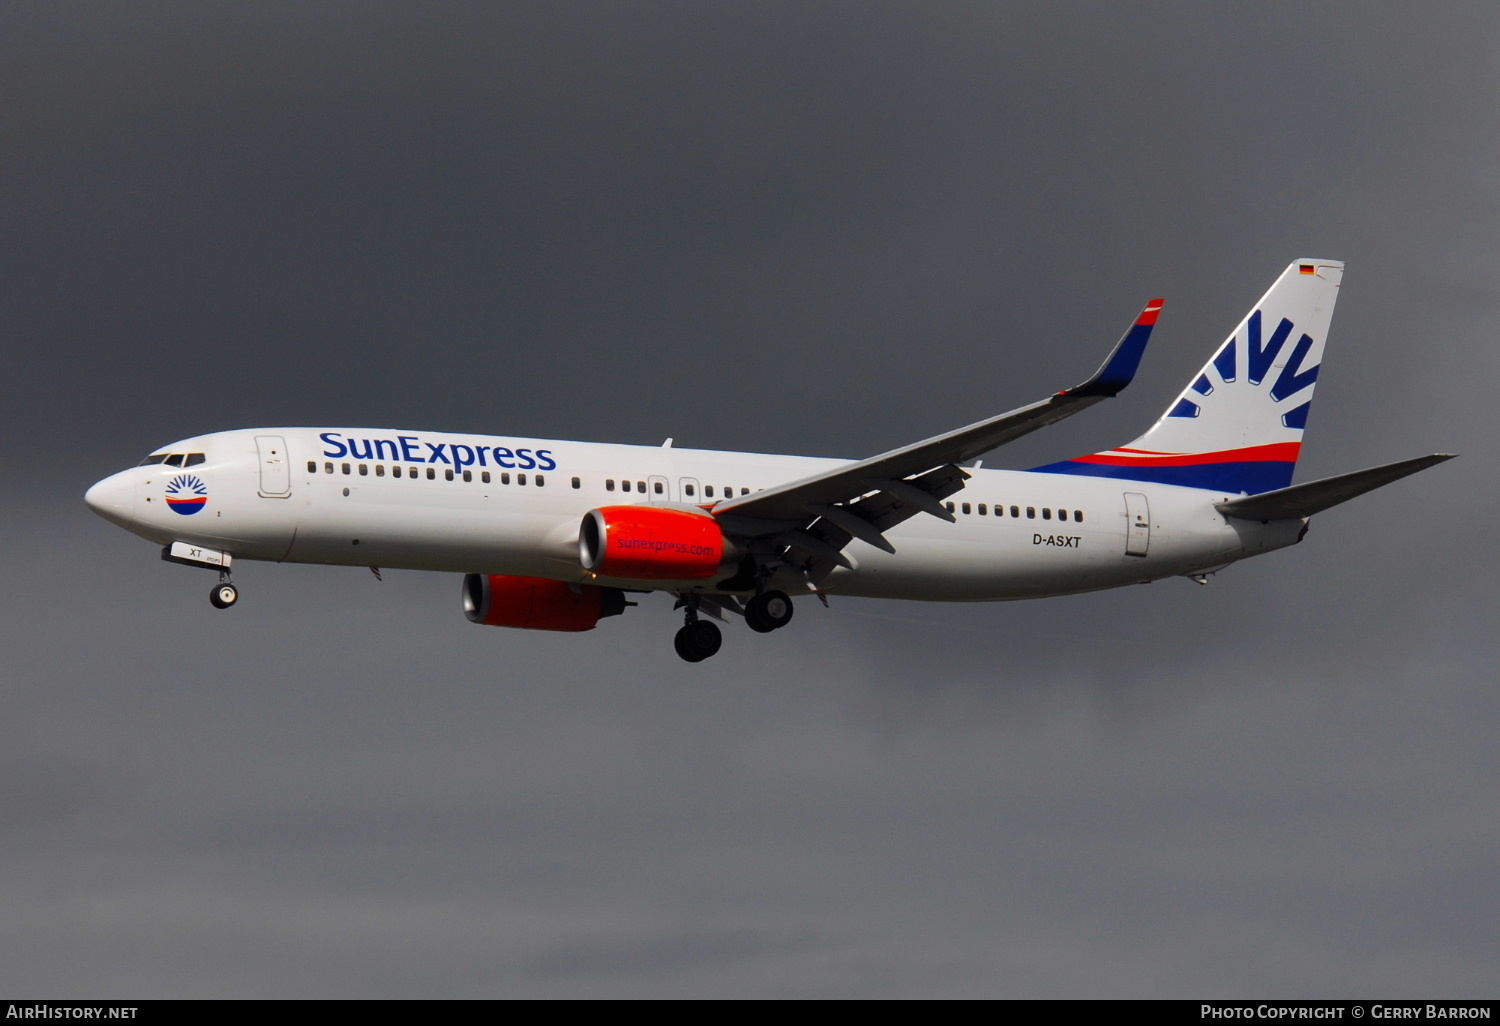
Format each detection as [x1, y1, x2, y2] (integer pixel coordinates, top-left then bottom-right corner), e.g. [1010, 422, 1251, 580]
[818, 502, 1262, 601]
[818, 532, 1123, 601]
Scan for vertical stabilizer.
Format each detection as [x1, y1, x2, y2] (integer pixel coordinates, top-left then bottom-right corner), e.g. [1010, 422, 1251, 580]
[1031, 259, 1343, 493]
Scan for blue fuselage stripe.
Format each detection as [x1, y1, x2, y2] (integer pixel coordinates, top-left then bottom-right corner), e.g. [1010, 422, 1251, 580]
[1028, 459, 1296, 493]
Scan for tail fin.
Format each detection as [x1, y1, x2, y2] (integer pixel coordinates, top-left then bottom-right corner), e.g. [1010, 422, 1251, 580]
[1032, 259, 1344, 494]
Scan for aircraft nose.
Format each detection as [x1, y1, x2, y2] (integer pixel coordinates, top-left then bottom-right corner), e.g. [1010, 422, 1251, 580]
[85, 471, 137, 528]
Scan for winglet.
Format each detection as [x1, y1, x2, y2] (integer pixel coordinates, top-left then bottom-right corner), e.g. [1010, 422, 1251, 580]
[1063, 299, 1165, 398]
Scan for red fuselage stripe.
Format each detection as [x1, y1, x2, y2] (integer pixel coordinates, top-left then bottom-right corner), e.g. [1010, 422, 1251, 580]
[1071, 442, 1302, 467]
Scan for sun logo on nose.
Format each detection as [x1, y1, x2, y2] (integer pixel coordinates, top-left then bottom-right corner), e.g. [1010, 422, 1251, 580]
[165, 474, 208, 515]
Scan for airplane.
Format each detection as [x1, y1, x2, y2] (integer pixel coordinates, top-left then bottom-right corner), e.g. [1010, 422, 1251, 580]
[85, 259, 1453, 662]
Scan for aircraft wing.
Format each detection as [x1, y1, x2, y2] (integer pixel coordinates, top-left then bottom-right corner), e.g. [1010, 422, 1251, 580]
[711, 300, 1164, 576]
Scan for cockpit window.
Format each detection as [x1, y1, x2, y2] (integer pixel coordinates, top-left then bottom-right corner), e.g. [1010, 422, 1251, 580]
[184, 453, 206, 467]
[139, 454, 169, 466]
[164, 454, 185, 467]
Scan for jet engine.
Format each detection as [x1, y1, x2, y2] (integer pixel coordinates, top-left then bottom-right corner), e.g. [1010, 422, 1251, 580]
[578, 505, 736, 580]
[463, 573, 627, 632]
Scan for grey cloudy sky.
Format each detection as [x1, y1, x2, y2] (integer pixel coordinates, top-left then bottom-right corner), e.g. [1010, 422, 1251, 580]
[2, 1, 1496, 997]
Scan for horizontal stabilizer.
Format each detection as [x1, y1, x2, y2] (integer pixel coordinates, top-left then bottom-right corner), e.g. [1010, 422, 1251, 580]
[1215, 453, 1456, 521]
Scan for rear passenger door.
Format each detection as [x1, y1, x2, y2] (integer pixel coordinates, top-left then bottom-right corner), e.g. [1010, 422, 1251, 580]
[1124, 491, 1150, 556]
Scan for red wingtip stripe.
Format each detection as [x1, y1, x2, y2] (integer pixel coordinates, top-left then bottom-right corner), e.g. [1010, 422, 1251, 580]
[1136, 299, 1165, 326]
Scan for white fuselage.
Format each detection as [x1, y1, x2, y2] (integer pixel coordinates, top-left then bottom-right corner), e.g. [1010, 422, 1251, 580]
[85, 427, 1305, 601]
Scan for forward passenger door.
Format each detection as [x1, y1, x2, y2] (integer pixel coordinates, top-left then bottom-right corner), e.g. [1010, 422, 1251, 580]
[256, 435, 292, 498]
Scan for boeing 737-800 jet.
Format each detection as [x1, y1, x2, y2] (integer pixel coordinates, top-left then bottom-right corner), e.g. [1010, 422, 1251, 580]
[86, 260, 1452, 661]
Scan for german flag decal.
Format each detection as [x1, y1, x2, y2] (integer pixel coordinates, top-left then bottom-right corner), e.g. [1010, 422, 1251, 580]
[1299, 264, 1316, 274]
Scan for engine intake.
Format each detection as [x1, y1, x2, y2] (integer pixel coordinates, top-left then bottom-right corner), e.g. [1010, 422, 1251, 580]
[463, 573, 626, 632]
[579, 505, 732, 580]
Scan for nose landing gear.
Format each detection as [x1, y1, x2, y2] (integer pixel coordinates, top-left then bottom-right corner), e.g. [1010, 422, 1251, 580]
[209, 572, 239, 610]
[160, 544, 239, 610]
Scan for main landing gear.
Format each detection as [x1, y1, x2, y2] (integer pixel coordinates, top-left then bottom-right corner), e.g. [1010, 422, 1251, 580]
[672, 589, 795, 662]
[745, 589, 794, 633]
[674, 619, 722, 663]
[209, 571, 239, 610]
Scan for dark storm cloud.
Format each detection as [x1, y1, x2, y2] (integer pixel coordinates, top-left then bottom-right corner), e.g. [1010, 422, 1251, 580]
[1, 1, 1495, 997]
[7, 1, 1494, 466]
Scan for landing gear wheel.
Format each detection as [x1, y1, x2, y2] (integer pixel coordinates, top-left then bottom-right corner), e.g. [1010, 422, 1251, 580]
[674, 619, 722, 662]
[745, 590, 794, 633]
[210, 582, 239, 609]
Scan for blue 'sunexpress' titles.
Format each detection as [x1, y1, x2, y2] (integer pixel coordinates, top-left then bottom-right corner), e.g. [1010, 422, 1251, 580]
[319, 432, 557, 472]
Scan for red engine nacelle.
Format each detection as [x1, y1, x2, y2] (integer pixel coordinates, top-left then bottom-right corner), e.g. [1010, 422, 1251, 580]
[463, 574, 627, 632]
[579, 505, 733, 580]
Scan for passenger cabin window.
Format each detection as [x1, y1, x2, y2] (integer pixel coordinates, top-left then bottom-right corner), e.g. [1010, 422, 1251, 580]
[536, 475, 545, 487]
[376, 465, 386, 478]
[1057, 509, 1068, 521]
[1076, 510, 1085, 522]
[307, 461, 317, 473]
[139, 454, 169, 466]
[393, 466, 402, 478]
[961, 502, 971, 515]
[1042, 508, 1051, 520]
[572, 477, 581, 489]
[445, 469, 454, 481]
[741, 487, 750, 496]
[1011, 506, 1020, 518]
[705, 485, 714, 498]
[359, 464, 369, 476]
[462, 470, 471, 482]
[517, 473, 527, 486]
[653, 481, 664, 495]
[637, 481, 646, 493]
[324, 462, 334, 474]
[684, 483, 694, 496]
[185, 453, 206, 467]
[978, 504, 987, 515]
[342, 463, 351, 475]
[606, 479, 615, 491]
[945, 502, 956, 513]
[1026, 507, 1036, 519]
[426, 467, 435, 480]
[482, 471, 491, 483]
